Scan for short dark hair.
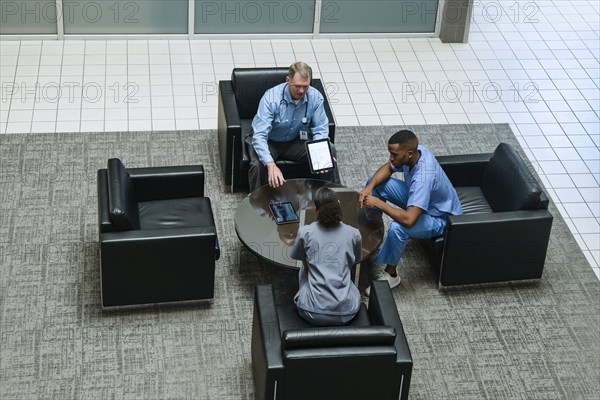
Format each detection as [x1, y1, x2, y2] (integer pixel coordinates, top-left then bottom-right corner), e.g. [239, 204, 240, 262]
[388, 130, 418, 149]
[314, 187, 342, 228]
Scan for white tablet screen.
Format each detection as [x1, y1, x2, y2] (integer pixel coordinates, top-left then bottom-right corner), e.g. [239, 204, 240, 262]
[307, 140, 334, 173]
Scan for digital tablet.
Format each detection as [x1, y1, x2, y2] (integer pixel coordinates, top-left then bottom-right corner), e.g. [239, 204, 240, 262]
[268, 201, 299, 224]
[305, 138, 335, 174]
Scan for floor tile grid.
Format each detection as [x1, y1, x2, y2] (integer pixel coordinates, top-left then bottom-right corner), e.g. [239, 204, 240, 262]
[468, 1, 599, 272]
[524, 2, 598, 265]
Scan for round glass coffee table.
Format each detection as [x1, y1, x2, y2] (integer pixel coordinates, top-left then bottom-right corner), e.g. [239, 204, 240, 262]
[234, 179, 384, 277]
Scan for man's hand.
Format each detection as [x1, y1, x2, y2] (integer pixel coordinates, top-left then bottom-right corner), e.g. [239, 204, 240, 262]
[360, 194, 382, 209]
[358, 188, 372, 207]
[267, 162, 286, 188]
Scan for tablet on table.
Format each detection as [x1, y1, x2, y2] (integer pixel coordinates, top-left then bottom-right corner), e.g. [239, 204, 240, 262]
[269, 201, 299, 224]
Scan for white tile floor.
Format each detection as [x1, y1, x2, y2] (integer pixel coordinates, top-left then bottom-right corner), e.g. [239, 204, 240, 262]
[0, 1, 598, 277]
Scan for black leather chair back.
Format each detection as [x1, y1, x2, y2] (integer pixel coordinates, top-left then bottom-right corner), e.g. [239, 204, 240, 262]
[282, 326, 396, 348]
[281, 327, 399, 399]
[481, 143, 542, 212]
[232, 67, 288, 119]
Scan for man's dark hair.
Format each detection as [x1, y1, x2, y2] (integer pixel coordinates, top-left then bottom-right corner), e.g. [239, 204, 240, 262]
[388, 130, 418, 149]
[314, 187, 342, 228]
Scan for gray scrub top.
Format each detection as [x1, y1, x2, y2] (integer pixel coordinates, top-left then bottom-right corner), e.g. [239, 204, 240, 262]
[290, 221, 362, 316]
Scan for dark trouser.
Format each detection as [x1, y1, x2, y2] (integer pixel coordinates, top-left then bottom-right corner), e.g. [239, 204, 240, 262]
[246, 135, 340, 192]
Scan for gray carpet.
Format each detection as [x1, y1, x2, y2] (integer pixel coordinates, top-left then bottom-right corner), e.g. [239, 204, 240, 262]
[0, 124, 598, 399]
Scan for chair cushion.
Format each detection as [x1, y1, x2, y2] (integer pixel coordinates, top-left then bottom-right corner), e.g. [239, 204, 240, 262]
[277, 303, 370, 335]
[138, 197, 215, 230]
[232, 67, 288, 119]
[456, 186, 493, 214]
[282, 326, 396, 349]
[481, 143, 542, 212]
[107, 158, 140, 231]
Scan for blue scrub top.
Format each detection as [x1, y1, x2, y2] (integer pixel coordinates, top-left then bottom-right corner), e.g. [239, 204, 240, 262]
[392, 145, 462, 217]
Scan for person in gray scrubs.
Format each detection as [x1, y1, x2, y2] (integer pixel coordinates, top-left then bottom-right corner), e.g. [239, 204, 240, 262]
[290, 187, 362, 326]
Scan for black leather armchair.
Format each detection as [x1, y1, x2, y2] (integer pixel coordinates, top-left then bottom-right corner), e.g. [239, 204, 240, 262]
[252, 282, 412, 400]
[218, 67, 336, 192]
[97, 159, 220, 307]
[423, 143, 553, 287]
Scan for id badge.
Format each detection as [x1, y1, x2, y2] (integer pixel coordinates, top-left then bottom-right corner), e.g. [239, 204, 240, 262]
[299, 130, 308, 140]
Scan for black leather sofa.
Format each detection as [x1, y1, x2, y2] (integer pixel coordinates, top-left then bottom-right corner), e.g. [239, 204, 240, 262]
[423, 143, 554, 287]
[252, 282, 412, 400]
[217, 67, 336, 192]
[97, 159, 220, 307]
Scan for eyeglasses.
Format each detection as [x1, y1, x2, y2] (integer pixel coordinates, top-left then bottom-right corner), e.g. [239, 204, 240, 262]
[288, 83, 309, 90]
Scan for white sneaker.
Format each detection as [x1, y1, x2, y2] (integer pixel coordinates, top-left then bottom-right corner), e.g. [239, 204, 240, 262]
[365, 269, 401, 296]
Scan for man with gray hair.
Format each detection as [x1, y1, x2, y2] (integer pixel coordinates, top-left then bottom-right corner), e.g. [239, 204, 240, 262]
[248, 61, 338, 191]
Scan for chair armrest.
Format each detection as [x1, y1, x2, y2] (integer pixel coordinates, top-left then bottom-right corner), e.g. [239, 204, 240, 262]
[97, 169, 114, 233]
[214, 236, 221, 261]
[539, 191, 550, 210]
[218, 80, 241, 128]
[368, 281, 413, 400]
[436, 153, 492, 187]
[128, 165, 205, 201]
[252, 284, 285, 400]
[367, 281, 412, 365]
[311, 78, 336, 143]
[218, 80, 242, 186]
[441, 210, 553, 286]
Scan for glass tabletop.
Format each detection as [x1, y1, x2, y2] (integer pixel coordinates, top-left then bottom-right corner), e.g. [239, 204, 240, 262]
[234, 179, 384, 269]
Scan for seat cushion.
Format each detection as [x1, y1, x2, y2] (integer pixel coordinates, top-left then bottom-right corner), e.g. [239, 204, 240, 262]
[107, 158, 140, 231]
[277, 303, 370, 334]
[138, 197, 215, 230]
[427, 186, 492, 255]
[481, 143, 542, 212]
[456, 186, 493, 214]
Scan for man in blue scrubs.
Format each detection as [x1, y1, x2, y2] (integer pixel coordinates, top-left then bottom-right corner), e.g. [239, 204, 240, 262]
[248, 61, 338, 192]
[359, 130, 462, 295]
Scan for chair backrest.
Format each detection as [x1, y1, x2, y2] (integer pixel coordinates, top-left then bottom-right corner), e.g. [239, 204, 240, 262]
[481, 143, 542, 212]
[281, 326, 399, 399]
[232, 67, 289, 119]
[106, 158, 140, 231]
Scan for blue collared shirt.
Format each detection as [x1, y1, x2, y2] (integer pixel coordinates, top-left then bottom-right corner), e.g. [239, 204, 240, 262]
[391, 145, 463, 217]
[251, 82, 329, 165]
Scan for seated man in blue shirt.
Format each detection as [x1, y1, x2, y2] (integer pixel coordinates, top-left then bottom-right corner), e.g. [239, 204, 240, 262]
[248, 61, 338, 192]
[359, 130, 463, 295]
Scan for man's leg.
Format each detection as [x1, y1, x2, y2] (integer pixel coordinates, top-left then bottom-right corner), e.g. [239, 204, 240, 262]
[367, 213, 447, 295]
[328, 143, 341, 183]
[365, 176, 446, 293]
[375, 214, 448, 267]
[246, 135, 279, 192]
[280, 139, 340, 183]
[361, 175, 408, 223]
[369, 175, 409, 208]
[246, 135, 266, 192]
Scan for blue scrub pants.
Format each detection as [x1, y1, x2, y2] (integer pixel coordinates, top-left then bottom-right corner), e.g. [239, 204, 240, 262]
[368, 177, 448, 267]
